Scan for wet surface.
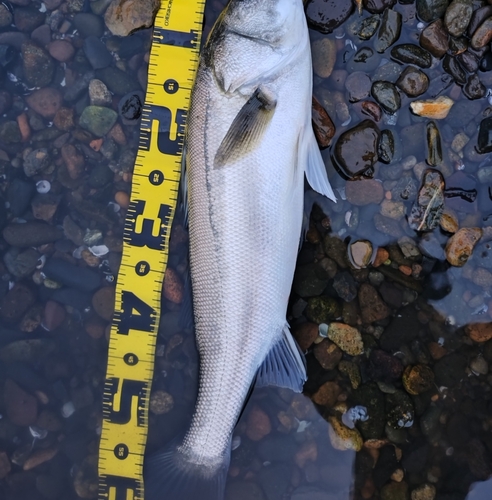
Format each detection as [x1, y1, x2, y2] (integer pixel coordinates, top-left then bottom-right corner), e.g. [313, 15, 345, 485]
[1, 0, 492, 499]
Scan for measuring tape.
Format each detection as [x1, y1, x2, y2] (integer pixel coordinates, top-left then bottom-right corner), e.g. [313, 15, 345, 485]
[97, 1, 204, 498]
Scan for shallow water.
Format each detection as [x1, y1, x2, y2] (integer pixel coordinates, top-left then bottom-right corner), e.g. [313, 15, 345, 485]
[1, 0, 492, 499]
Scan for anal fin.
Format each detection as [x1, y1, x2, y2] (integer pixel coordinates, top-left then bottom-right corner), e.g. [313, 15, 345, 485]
[255, 325, 307, 393]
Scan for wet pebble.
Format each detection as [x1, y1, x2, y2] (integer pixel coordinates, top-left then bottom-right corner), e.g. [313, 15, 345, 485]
[334, 120, 380, 179]
[445, 227, 482, 266]
[344, 72, 371, 102]
[477, 117, 492, 154]
[359, 283, 390, 323]
[0, 4, 12, 27]
[417, 0, 450, 22]
[396, 66, 429, 97]
[306, 0, 354, 34]
[43, 258, 100, 292]
[442, 54, 466, 85]
[313, 339, 343, 369]
[312, 381, 341, 406]
[293, 263, 329, 297]
[378, 129, 395, 163]
[293, 322, 319, 351]
[410, 96, 454, 119]
[391, 44, 432, 68]
[21, 41, 54, 88]
[7, 178, 34, 217]
[350, 240, 373, 268]
[419, 19, 449, 58]
[471, 16, 492, 50]
[306, 296, 341, 323]
[328, 416, 363, 451]
[346, 179, 384, 205]
[411, 483, 436, 500]
[371, 81, 401, 114]
[92, 287, 115, 321]
[25, 87, 63, 118]
[426, 121, 442, 166]
[444, 0, 473, 37]
[364, 0, 396, 14]
[83, 36, 113, 70]
[463, 73, 485, 100]
[48, 40, 74, 63]
[312, 38, 336, 78]
[119, 91, 144, 125]
[73, 12, 105, 38]
[358, 14, 380, 40]
[79, 106, 118, 137]
[245, 405, 271, 441]
[327, 322, 363, 355]
[105, 0, 160, 37]
[402, 365, 434, 395]
[3, 222, 62, 247]
[312, 96, 336, 148]
[408, 169, 444, 231]
[374, 8, 402, 53]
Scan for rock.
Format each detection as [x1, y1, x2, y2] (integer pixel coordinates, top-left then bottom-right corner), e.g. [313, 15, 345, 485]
[0, 451, 10, 479]
[73, 455, 98, 499]
[306, 0, 354, 34]
[327, 322, 363, 355]
[4, 379, 37, 426]
[61, 144, 85, 179]
[83, 36, 113, 70]
[402, 365, 434, 395]
[463, 74, 486, 100]
[54, 107, 75, 131]
[465, 323, 492, 342]
[88, 79, 112, 107]
[43, 258, 100, 292]
[417, 0, 450, 22]
[381, 481, 409, 500]
[118, 91, 144, 125]
[328, 416, 363, 451]
[477, 117, 492, 154]
[293, 322, 319, 350]
[95, 66, 140, 95]
[48, 40, 75, 62]
[408, 169, 445, 231]
[0, 282, 35, 322]
[440, 209, 458, 233]
[312, 381, 341, 406]
[419, 19, 449, 58]
[471, 16, 492, 50]
[442, 54, 466, 85]
[378, 130, 395, 164]
[410, 96, 454, 120]
[21, 41, 54, 88]
[396, 66, 429, 97]
[361, 100, 383, 121]
[0, 4, 12, 27]
[3, 222, 62, 246]
[79, 106, 118, 137]
[444, 0, 473, 37]
[105, 0, 159, 36]
[312, 96, 335, 148]
[14, 6, 45, 32]
[364, 0, 396, 14]
[43, 300, 66, 331]
[313, 339, 343, 369]
[293, 263, 329, 297]
[73, 13, 104, 37]
[0, 121, 21, 143]
[371, 81, 401, 114]
[23, 447, 58, 471]
[33, 192, 63, 221]
[391, 44, 432, 68]
[374, 213, 403, 238]
[333, 272, 357, 301]
[368, 349, 404, 382]
[445, 227, 482, 266]
[426, 121, 442, 166]
[358, 14, 380, 40]
[359, 283, 390, 323]
[149, 390, 174, 415]
[23, 148, 50, 177]
[346, 179, 384, 205]
[163, 267, 183, 304]
[344, 72, 371, 102]
[3, 247, 39, 278]
[306, 296, 342, 323]
[92, 287, 115, 321]
[470, 355, 488, 375]
[25, 88, 62, 118]
[312, 38, 337, 78]
[334, 120, 380, 179]
[374, 8, 402, 53]
[347, 47, 380, 73]
[245, 405, 271, 441]
[7, 179, 35, 217]
[350, 240, 373, 268]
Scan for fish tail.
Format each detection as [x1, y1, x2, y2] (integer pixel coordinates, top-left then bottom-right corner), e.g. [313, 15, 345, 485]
[144, 440, 230, 500]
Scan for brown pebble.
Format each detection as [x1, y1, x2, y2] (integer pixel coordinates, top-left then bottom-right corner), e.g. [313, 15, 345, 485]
[109, 123, 127, 145]
[346, 179, 384, 206]
[360, 100, 382, 121]
[410, 96, 454, 119]
[465, 322, 492, 342]
[245, 405, 271, 441]
[312, 96, 335, 148]
[90, 138, 103, 151]
[295, 440, 317, 468]
[399, 265, 412, 276]
[313, 339, 343, 369]
[163, 267, 183, 304]
[43, 300, 65, 331]
[92, 287, 115, 321]
[402, 365, 435, 395]
[359, 283, 390, 323]
[61, 144, 85, 180]
[4, 379, 38, 426]
[36, 409, 62, 432]
[48, 39, 74, 62]
[312, 381, 341, 407]
[292, 322, 318, 351]
[445, 227, 482, 266]
[85, 317, 106, 339]
[23, 447, 58, 471]
[115, 191, 130, 209]
[25, 87, 62, 118]
[0, 283, 36, 323]
[440, 208, 459, 233]
[471, 16, 492, 49]
[373, 247, 389, 267]
[54, 107, 75, 131]
[16, 113, 30, 141]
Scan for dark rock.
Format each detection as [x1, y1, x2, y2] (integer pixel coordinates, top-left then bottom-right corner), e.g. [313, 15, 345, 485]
[0, 121, 21, 143]
[361, 100, 382, 121]
[368, 349, 404, 382]
[477, 117, 492, 154]
[312, 96, 335, 148]
[344, 72, 371, 102]
[7, 179, 34, 216]
[95, 66, 140, 95]
[332, 272, 357, 302]
[446, 99, 481, 128]
[442, 55, 466, 85]
[363, 0, 397, 14]
[21, 41, 54, 88]
[396, 66, 429, 97]
[3, 222, 62, 247]
[434, 353, 467, 386]
[390, 176, 418, 202]
[333, 120, 380, 179]
[306, 296, 342, 323]
[346, 178, 384, 205]
[0, 283, 36, 323]
[471, 16, 492, 50]
[479, 51, 492, 72]
[444, 171, 477, 214]
[373, 213, 403, 238]
[358, 15, 380, 40]
[73, 13, 105, 38]
[13, 7, 45, 33]
[420, 19, 449, 58]
[378, 129, 395, 164]
[23, 148, 50, 177]
[408, 169, 444, 231]
[79, 106, 118, 137]
[293, 263, 329, 298]
[374, 8, 401, 53]
[83, 36, 113, 69]
[444, 0, 473, 37]
[373, 445, 399, 488]
[225, 481, 265, 500]
[463, 73, 486, 100]
[313, 339, 343, 369]
[257, 435, 298, 462]
[51, 288, 91, 309]
[371, 81, 400, 114]
[391, 44, 432, 68]
[426, 121, 442, 166]
[258, 464, 291, 500]
[359, 283, 390, 323]
[3, 247, 39, 278]
[417, 0, 450, 22]
[64, 70, 95, 101]
[354, 383, 385, 439]
[347, 47, 380, 73]
[379, 305, 421, 351]
[305, 0, 354, 34]
[43, 258, 100, 292]
[119, 91, 144, 125]
[468, 6, 492, 37]
[457, 51, 479, 73]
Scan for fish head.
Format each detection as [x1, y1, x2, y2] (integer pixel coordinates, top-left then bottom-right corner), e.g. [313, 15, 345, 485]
[222, 0, 305, 47]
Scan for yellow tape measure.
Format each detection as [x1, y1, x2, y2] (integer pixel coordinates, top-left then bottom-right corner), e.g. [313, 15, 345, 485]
[98, 1, 204, 498]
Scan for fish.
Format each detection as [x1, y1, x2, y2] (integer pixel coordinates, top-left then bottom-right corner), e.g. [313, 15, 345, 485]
[144, 0, 336, 498]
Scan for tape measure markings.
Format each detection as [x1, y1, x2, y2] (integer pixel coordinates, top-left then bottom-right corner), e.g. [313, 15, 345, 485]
[98, 0, 204, 498]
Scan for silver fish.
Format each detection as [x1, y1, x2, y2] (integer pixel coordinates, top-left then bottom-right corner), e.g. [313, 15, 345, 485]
[145, 0, 336, 498]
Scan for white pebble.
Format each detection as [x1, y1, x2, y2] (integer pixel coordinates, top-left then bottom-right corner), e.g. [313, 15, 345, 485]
[62, 401, 76, 418]
[318, 323, 329, 338]
[232, 436, 241, 450]
[72, 246, 86, 259]
[89, 245, 109, 257]
[36, 180, 51, 194]
[108, 202, 121, 213]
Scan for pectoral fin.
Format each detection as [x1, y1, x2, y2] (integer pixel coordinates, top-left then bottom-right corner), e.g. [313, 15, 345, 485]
[214, 87, 276, 169]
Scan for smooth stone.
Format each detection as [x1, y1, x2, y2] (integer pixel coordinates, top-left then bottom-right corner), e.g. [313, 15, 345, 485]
[444, 0, 473, 37]
[363, 0, 396, 14]
[0, 4, 12, 27]
[95, 66, 140, 94]
[426, 121, 442, 166]
[73, 13, 105, 38]
[463, 73, 486, 100]
[3, 247, 39, 278]
[23, 148, 50, 177]
[3, 222, 61, 247]
[306, 0, 354, 34]
[416, 0, 450, 22]
[408, 169, 444, 231]
[442, 54, 466, 85]
[51, 288, 91, 309]
[346, 179, 384, 205]
[13, 6, 45, 33]
[477, 117, 492, 154]
[104, 0, 160, 37]
[21, 41, 54, 88]
[347, 46, 380, 73]
[334, 120, 380, 179]
[468, 6, 492, 37]
[410, 96, 454, 119]
[312, 38, 337, 78]
[4, 379, 38, 426]
[344, 71, 371, 102]
[420, 19, 449, 58]
[479, 51, 492, 72]
[457, 51, 479, 73]
[26, 87, 63, 118]
[446, 99, 481, 127]
[64, 70, 95, 101]
[358, 15, 380, 40]
[92, 287, 115, 321]
[391, 44, 432, 68]
[471, 16, 492, 49]
[374, 8, 402, 53]
[396, 66, 429, 97]
[312, 96, 335, 148]
[7, 179, 35, 216]
[83, 36, 113, 69]
[79, 106, 118, 137]
[378, 129, 395, 163]
[43, 258, 100, 292]
[371, 81, 400, 114]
